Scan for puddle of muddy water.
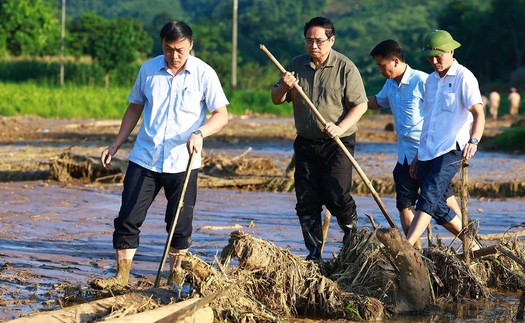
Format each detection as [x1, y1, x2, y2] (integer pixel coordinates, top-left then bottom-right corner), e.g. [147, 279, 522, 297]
[207, 138, 525, 184]
[0, 181, 523, 321]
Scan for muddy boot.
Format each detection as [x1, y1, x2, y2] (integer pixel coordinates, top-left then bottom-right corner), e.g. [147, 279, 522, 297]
[413, 238, 423, 250]
[299, 216, 323, 261]
[337, 214, 358, 243]
[167, 267, 187, 286]
[90, 259, 132, 290]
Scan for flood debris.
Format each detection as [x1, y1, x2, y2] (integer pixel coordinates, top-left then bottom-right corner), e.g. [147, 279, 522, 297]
[50, 152, 125, 183]
[8, 226, 525, 322]
[47, 151, 525, 197]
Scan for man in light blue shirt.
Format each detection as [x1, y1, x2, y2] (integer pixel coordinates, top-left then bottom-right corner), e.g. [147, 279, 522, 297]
[92, 20, 229, 289]
[367, 40, 460, 244]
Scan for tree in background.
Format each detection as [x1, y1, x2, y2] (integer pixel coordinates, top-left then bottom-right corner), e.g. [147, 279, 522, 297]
[68, 14, 151, 88]
[147, 12, 175, 57]
[67, 13, 108, 60]
[0, 0, 59, 56]
[66, 0, 186, 30]
[93, 18, 151, 88]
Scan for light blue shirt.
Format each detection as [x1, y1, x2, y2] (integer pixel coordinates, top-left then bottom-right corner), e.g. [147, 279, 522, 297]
[375, 65, 427, 164]
[128, 55, 229, 173]
[419, 60, 482, 161]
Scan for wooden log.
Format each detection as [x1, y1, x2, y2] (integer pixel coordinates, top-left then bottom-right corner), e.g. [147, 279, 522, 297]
[477, 229, 525, 241]
[9, 288, 182, 323]
[376, 228, 431, 313]
[471, 245, 499, 259]
[198, 174, 269, 188]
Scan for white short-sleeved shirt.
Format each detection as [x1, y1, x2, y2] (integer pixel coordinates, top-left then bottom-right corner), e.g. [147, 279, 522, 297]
[128, 55, 229, 173]
[418, 60, 482, 161]
[375, 65, 427, 164]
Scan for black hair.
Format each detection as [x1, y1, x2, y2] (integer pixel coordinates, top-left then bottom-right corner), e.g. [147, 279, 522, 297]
[160, 20, 193, 42]
[303, 17, 335, 38]
[369, 39, 405, 62]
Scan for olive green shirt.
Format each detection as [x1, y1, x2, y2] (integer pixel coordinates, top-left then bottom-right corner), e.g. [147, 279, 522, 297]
[276, 49, 367, 139]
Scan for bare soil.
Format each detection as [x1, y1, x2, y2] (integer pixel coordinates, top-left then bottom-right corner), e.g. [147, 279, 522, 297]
[0, 114, 524, 321]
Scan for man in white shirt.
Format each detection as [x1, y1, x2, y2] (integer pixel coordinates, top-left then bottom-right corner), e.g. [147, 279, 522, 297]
[367, 39, 461, 245]
[406, 30, 485, 246]
[92, 20, 229, 289]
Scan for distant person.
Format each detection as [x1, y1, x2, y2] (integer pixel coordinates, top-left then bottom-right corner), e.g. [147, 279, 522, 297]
[508, 87, 521, 119]
[407, 30, 485, 248]
[489, 90, 500, 120]
[481, 94, 488, 113]
[367, 39, 461, 245]
[271, 17, 367, 260]
[91, 20, 229, 289]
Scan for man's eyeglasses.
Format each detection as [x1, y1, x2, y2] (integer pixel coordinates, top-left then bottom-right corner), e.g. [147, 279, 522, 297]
[304, 37, 331, 47]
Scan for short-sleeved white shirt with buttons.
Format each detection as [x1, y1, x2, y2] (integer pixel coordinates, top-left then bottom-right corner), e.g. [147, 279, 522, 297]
[375, 65, 427, 164]
[418, 60, 482, 161]
[127, 55, 229, 173]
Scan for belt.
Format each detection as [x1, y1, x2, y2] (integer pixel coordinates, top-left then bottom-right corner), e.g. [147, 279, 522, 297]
[298, 135, 332, 144]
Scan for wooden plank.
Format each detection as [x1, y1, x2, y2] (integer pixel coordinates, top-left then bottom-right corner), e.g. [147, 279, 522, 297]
[8, 288, 182, 323]
[104, 298, 213, 323]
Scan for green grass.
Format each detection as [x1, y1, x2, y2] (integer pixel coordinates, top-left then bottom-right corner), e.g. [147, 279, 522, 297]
[494, 126, 525, 153]
[0, 82, 292, 119]
[0, 82, 129, 119]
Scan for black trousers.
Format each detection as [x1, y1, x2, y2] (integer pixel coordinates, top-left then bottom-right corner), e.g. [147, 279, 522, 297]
[293, 134, 357, 224]
[113, 162, 198, 250]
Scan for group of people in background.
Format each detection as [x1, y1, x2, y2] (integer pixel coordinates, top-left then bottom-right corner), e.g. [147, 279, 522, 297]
[92, 16, 500, 288]
[485, 87, 521, 120]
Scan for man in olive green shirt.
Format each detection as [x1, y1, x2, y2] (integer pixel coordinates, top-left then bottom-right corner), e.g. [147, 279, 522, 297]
[271, 17, 368, 260]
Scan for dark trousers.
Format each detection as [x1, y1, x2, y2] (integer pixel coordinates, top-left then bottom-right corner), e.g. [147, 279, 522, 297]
[294, 134, 357, 224]
[416, 146, 462, 225]
[113, 162, 198, 250]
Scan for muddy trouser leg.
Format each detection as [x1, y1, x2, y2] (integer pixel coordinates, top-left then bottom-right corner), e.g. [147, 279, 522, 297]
[294, 136, 324, 260]
[323, 134, 358, 242]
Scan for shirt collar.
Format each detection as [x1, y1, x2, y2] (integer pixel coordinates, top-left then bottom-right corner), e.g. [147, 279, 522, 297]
[159, 55, 194, 74]
[447, 59, 459, 76]
[432, 59, 459, 79]
[399, 64, 413, 86]
[303, 49, 335, 68]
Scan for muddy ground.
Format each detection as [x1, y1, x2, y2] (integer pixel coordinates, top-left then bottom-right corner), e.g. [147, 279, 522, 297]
[0, 113, 524, 321]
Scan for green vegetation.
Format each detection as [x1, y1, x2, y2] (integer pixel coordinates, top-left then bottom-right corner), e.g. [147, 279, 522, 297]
[494, 126, 525, 153]
[0, 82, 291, 118]
[0, 82, 129, 119]
[0, 0, 524, 121]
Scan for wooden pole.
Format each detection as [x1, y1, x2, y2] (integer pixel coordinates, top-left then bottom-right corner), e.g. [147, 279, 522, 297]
[60, 0, 66, 86]
[154, 152, 196, 287]
[259, 44, 397, 229]
[231, 0, 238, 89]
[461, 158, 471, 264]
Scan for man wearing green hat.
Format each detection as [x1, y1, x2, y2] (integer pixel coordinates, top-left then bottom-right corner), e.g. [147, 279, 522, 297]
[406, 30, 485, 247]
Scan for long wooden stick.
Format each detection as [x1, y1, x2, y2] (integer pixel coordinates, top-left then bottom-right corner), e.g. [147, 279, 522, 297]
[320, 209, 331, 254]
[461, 158, 471, 264]
[259, 44, 397, 229]
[154, 151, 196, 287]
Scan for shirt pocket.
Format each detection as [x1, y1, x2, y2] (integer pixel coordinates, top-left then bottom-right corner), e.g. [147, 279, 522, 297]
[441, 92, 457, 112]
[180, 88, 204, 114]
[319, 86, 344, 111]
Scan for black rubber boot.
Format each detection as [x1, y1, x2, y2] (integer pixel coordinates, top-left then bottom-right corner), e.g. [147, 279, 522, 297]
[299, 216, 323, 261]
[337, 214, 358, 242]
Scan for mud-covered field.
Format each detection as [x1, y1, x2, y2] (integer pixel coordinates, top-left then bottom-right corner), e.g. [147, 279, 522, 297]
[1, 114, 524, 321]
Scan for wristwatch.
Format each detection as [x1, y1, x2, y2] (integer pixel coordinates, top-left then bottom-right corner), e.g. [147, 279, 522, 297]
[468, 137, 479, 145]
[192, 129, 203, 138]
